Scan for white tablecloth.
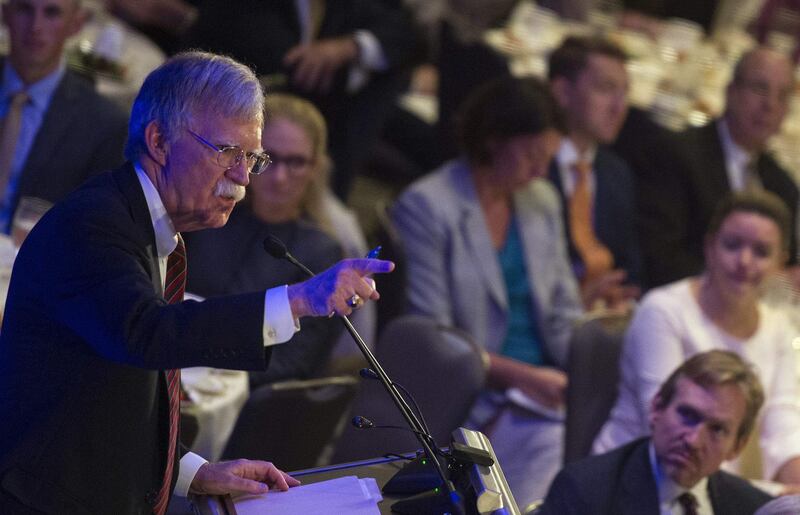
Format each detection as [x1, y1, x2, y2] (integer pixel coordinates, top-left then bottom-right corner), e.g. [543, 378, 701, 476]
[181, 367, 250, 462]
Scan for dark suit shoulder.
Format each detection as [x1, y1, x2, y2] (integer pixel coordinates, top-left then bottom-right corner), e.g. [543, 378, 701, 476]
[542, 438, 651, 515]
[708, 470, 773, 515]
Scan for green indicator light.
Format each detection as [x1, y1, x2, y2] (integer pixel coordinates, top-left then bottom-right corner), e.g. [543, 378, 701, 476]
[434, 488, 440, 493]
[422, 459, 427, 465]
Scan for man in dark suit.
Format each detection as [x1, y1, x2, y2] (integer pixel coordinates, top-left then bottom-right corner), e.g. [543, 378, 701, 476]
[0, 51, 393, 513]
[184, 0, 423, 197]
[0, 0, 128, 235]
[541, 350, 773, 514]
[547, 36, 641, 309]
[637, 46, 798, 289]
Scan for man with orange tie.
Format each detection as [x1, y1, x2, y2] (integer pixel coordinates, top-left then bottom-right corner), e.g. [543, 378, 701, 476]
[540, 350, 773, 514]
[0, 0, 128, 236]
[0, 51, 393, 513]
[546, 36, 641, 310]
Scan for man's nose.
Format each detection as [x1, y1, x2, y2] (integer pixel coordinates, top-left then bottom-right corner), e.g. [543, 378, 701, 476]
[227, 159, 250, 186]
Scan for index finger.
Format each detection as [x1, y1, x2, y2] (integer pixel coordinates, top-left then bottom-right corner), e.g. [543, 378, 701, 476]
[346, 258, 395, 275]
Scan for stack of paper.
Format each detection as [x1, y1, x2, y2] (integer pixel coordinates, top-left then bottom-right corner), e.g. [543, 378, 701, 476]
[232, 476, 382, 515]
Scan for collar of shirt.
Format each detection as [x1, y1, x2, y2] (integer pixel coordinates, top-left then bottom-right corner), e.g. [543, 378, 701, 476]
[648, 441, 712, 515]
[134, 162, 178, 261]
[0, 58, 66, 113]
[556, 137, 597, 197]
[717, 118, 754, 192]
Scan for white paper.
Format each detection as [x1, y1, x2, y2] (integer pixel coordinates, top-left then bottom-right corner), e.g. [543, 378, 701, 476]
[232, 476, 382, 515]
[506, 388, 566, 421]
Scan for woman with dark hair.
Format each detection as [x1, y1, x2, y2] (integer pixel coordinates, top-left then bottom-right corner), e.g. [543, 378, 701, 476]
[392, 76, 584, 505]
[595, 190, 800, 489]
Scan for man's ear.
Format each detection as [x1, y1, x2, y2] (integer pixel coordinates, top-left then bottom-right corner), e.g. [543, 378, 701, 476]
[144, 121, 169, 166]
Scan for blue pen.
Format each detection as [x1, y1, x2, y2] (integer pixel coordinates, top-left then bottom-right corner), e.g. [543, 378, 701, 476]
[366, 245, 382, 259]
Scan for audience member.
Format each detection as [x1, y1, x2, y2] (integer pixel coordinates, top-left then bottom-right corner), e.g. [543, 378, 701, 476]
[542, 350, 773, 514]
[184, 0, 423, 198]
[0, 51, 393, 513]
[547, 36, 641, 310]
[595, 191, 800, 488]
[637, 46, 799, 289]
[0, 0, 128, 235]
[392, 76, 583, 506]
[187, 93, 375, 385]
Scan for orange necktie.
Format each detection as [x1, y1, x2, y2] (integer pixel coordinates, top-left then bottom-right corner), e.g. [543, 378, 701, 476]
[568, 160, 613, 283]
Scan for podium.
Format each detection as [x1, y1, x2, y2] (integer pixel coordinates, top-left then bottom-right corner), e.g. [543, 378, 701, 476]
[191, 428, 521, 515]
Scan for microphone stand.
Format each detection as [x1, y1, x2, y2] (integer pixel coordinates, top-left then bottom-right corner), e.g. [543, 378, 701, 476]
[264, 237, 463, 514]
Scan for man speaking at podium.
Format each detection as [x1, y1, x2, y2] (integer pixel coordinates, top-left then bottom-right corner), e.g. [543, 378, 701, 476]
[0, 51, 393, 514]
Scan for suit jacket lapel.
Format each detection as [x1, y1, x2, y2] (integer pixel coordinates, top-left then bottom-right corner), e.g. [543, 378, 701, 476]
[451, 164, 507, 310]
[112, 163, 162, 297]
[17, 72, 81, 197]
[701, 121, 732, 195]
[514, 182, 558, 313]
[616, 439, 661, 515]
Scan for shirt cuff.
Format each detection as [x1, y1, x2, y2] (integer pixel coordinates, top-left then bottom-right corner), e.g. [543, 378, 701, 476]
[264, 285, 299, 346]
[353, 30, 387, 71]
[175, 452, 208, 497]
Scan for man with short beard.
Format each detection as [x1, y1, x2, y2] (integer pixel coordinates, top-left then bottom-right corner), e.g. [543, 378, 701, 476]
[540, 350, 773, 514]
[0, 51, 393, 514]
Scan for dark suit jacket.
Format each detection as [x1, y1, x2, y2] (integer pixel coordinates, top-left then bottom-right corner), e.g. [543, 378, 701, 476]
[0, 164, 270, 514]
[637, 120, 799, 289]
[185, 0, 422, 195]
[549, 146, 642, 285]
[0, 61, 128, 224]
[541, 438, 772, 515]
[185, 206, 344, 386]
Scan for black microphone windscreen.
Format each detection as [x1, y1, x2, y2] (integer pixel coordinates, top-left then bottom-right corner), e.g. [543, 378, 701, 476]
[263, 235, 288, 259]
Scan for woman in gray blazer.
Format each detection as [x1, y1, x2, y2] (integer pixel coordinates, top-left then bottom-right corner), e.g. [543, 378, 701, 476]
[392, 77, 583, 506]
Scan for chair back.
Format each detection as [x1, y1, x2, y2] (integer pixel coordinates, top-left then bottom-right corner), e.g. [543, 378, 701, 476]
[221, 376, 359, 471]
[563, 311, 631, 464]
[331, 314, 487, 463]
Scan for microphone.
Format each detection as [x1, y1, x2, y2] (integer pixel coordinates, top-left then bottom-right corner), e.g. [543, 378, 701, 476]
[263, 234, 315, 277]
[263, 235, 462, 513]
[359, 368, 432, 437]
[351, 415, 447, 457]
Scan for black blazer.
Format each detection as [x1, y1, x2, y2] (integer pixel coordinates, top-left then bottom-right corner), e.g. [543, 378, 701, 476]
[0, 61, 128, 223]
[549, 146, 642, 286]
[0, 164, 270, 513]
[637, 120, 799, 289]
[541, 438, 772, 515]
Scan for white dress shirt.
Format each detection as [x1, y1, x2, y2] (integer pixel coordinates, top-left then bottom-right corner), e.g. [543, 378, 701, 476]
[649, 442, 714, 515]
[555, 138, 598, 199]
[717, 119, 757, 192]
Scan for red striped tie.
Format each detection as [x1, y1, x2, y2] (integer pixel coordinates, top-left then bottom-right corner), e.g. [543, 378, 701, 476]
[153, 234, 186, 515]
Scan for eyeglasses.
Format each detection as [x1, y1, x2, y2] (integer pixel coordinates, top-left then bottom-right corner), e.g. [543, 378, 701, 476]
[262, 150, 313, 175]
[188, 129, 272, 175]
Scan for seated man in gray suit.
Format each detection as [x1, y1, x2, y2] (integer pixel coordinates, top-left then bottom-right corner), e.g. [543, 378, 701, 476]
[0, 0, 128, 234]
[541, 350, 773, 514]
